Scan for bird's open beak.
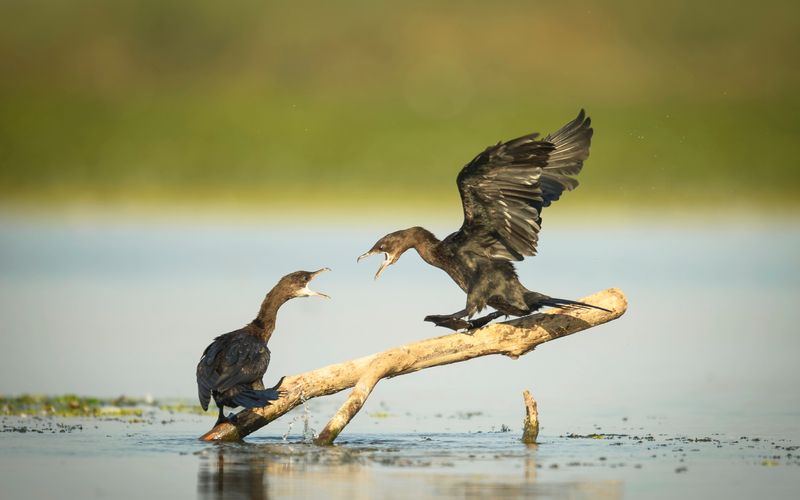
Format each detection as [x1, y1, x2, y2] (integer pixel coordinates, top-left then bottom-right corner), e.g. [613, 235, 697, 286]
[301, 267, 331, 298]
[357, 250, 391, 280]
[357, 250, 376, 263]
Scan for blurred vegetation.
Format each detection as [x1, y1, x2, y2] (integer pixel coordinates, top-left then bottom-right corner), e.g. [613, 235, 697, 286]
[0, 0, 798, 213]
[0, 393, 212, 417]
[1, 394, 144, 417]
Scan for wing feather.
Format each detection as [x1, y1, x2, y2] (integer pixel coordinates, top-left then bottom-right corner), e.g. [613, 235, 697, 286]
[196, 331, 271, 409]
[540, 109, 593, 207]
[213, 335, 270, 393]
[455, 110, 593, 260]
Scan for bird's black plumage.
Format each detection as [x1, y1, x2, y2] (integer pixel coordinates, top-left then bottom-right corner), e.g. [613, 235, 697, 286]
[196, 330, 273, 414]
[359, 110, 607, 330]
[196, 269, 329, 425]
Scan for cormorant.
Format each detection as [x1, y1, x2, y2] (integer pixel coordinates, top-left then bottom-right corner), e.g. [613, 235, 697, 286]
[358, 110, 608, 330]
[196, 268, 330, 424]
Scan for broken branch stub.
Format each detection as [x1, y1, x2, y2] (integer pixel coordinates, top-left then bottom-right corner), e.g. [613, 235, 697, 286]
[199, 287, 627, 442]
[522, 389, 539, 444]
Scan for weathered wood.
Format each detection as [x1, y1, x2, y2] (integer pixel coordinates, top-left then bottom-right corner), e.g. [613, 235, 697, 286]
[314, 349, 414, 445]
[199, 287, 627, 442]
[521, 389, 539, 444]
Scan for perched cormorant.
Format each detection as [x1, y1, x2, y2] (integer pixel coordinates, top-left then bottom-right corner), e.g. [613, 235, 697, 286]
[196, 268, 330, 424]
[358, 110, 608, 330]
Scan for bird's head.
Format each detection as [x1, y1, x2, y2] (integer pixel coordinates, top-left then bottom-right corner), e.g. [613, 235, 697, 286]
[357, 228, 420, 279]
[278, 268, 331, 299]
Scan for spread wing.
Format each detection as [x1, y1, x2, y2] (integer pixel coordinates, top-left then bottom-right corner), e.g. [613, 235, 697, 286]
[196, 330, 271, 410]
[540, 109, 594, 207]
[456, 110, 593, 261]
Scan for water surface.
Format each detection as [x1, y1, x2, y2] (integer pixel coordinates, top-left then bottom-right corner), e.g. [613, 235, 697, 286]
[1, 215, 799, 498]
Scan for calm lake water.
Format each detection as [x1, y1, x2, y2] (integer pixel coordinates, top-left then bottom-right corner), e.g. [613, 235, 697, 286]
[1, 213, 799, 498]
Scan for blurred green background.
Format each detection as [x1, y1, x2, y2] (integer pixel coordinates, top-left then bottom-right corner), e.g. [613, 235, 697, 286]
[1, 0, 798, 214]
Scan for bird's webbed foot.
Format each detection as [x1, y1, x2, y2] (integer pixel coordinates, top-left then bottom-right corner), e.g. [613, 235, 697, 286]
[214, 407, 232, 426]
[465, 311, 506, 329]
[425, 310, 507, 332]
[424, 313, 471, 331]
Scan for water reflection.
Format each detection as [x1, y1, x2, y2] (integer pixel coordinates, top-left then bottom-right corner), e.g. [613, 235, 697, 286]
[198, 447, 269, 500]
[524, 443, 538, 482]
[196, 439, 622, 500]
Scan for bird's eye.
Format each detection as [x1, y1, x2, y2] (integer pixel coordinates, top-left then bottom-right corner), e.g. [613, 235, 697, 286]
[378, 244, 385, 251]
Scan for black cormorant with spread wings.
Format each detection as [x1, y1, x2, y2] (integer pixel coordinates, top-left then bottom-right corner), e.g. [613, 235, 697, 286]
[358, 110, 607, 330]
[196, 269, 329, 424]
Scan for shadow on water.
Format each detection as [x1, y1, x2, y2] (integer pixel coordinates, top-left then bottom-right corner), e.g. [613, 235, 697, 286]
[196, 440, 622, 500]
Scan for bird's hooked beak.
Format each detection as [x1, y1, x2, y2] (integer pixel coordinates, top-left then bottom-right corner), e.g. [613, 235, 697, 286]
[299, 267, 331, 298]
[357, 250, 392, 280]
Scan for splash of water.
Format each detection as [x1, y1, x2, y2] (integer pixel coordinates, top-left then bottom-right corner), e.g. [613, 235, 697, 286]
[301, 394, 316, 442]
[281, 391, 317, 442]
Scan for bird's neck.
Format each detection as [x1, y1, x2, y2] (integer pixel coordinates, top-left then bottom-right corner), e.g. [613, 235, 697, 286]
[407, 227, 443, 268]
[249, 289, 291, 343]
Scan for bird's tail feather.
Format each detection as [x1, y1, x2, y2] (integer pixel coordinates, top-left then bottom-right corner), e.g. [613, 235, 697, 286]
[230, 388, 282, 409]
[526, 292, 611, 313]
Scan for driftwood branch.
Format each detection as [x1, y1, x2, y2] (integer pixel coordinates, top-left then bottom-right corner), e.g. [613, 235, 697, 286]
[200, 287, 627, 442]
[314, 349, 414, 445]
[521, 389, 540, 444]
